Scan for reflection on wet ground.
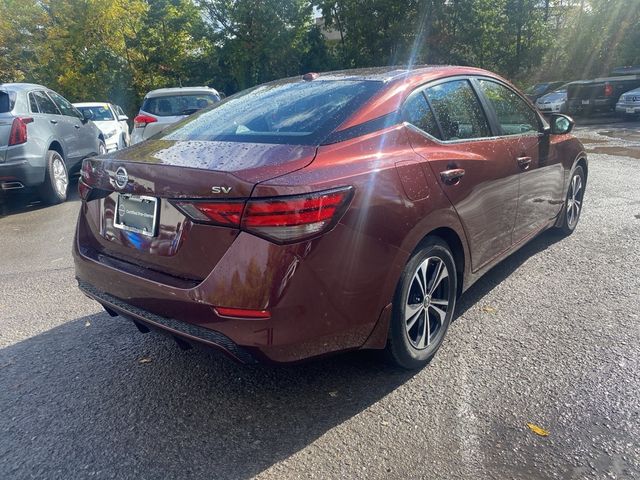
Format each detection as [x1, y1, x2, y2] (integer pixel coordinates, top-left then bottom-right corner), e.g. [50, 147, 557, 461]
[574, 119, 640, 160]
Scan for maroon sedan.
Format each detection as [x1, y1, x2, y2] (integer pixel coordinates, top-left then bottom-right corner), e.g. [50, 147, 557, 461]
[74, 66, 587, 369]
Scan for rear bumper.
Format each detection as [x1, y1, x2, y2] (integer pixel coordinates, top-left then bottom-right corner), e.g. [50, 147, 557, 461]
[77, 280, 257, 363]
[0, 159, 45, 189]
[567, 98, 614, 113]
[73, 211, 390, 363]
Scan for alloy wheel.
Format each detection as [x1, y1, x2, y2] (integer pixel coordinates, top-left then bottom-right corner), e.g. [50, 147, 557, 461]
[52, 155, 68, 197]
[404, 256, 451, 350]
[566, 173, 583, 229]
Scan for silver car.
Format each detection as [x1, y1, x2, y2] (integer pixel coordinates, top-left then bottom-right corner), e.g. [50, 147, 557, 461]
[130, 87, 221, 144]
[0, 83, 105, 204]
[535, 84, 569, 114]
[615, 87, 640, 117]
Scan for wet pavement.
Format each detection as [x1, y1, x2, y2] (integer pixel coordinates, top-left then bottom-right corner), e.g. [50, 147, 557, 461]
[0, 120, 639, 479]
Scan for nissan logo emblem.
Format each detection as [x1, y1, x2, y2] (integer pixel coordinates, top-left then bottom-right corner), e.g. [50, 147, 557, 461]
[114, 167, 128, 189]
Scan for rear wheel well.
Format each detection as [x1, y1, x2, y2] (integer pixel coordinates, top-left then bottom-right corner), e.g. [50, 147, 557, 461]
[415, 227, 465, 297]
[48, 141, 64, 158]
[576, 157, 588, 183]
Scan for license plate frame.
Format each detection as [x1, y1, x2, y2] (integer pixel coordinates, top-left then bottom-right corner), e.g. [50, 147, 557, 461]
[113, 194, 159, 237]
[626, 107, 635, 114]
[581, 100, 590, 105]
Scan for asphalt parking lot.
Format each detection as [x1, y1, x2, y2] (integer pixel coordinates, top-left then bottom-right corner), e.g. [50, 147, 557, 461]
[1, 121, 639, 479]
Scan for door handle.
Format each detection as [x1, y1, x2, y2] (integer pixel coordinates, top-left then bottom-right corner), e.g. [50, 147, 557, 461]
[49, 119, 58, 124]
[74, 125, 81, 129]
[517, 156, 532, 170]
[440, 168, 465, 184]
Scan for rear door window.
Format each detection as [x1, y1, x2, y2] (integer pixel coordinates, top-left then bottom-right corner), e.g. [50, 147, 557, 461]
[29, 93, 40, 113]
[48, 91, 83, 119]
[424, 80, 491, 141]
[477, 80, 541, 135]
[402, 91, 442, 139]
[31, 91, 61, 115]
[142, 93, 220, 117]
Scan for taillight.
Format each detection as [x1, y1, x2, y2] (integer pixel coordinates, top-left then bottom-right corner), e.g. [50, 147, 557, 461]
[604, 83, 613, 97]
[172, 186, 353, 244]
[8, 117, 33, 146]
[133, 114, 157, 128]
[172, 201, 244, 227]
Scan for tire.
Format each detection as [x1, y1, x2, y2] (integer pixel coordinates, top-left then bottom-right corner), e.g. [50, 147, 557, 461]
[39, 150, 68, 204]
[385, 237, 457, 370]
[556, 165, 585, 236]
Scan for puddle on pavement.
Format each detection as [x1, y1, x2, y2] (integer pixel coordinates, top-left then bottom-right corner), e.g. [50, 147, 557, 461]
[584, 145, 640, 159]
[596, 129, 640, 143]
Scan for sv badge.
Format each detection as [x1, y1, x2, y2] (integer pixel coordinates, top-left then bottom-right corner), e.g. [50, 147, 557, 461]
[211, 186, 232, 194]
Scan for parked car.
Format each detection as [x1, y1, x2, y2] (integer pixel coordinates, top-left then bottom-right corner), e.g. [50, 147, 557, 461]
[130, 87, 221, 144]
[535, 83, 569, 114]
[0, 83, 105, 204]
[525, 81, 566, 102]
[567, 66, 640, 115]
[73, 102, 130, 152]
[74, 66, 587, 369]
[615, 86, 640, 118]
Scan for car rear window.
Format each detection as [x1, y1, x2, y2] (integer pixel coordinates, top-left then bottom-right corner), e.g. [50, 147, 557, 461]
[142, 93, 220, 117]
[76, 105, 114, 121]
[0, 90, 17, 113]
[161, 80, 383, 145]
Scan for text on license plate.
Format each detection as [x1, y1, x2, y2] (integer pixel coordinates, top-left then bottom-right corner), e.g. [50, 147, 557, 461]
[114, 194, 159, 237]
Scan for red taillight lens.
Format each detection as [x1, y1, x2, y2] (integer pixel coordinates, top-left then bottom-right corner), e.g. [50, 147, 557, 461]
[133, 114, 157, 128]
[173, 201, 244, 227]
[604, 83, 613, 97]
[172, 186, 353, 244]
[8, 117, 33, 146]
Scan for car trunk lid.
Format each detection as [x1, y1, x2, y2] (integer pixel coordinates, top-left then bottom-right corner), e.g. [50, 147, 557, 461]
[78, 139, 316, 280]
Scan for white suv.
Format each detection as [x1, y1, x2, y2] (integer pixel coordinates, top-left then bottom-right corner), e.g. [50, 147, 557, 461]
[130, 87, 221, 144]
[73, 102, 130, 152]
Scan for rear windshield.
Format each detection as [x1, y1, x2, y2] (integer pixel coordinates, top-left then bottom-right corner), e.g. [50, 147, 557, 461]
[76, 105, 113, 121]
[142, 93, 220, 117]
[0, 90, 17, 113]
[527, 83, 550, 95]
[161, 80, 383, 145]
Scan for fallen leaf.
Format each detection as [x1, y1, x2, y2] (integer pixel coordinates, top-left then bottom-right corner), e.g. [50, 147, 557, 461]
[481, 306, 497, 313]
[527, 422, 550, 437]
[85, 321, 91, 327]
[138, 357, 152, 364]
[329, 391, 338, 397]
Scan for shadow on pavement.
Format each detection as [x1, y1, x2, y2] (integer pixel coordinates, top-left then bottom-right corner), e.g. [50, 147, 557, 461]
[0, 313, 414, 479]
[0, 178, 80, 219]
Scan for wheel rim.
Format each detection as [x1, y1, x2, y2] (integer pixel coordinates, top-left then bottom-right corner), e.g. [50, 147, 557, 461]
[52, 155, 68, 196]
[404, 257, 451, 350]
[566, 173, 583, 229]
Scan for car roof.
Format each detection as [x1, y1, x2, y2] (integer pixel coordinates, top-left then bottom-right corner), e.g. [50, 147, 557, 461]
[0, 83, 49, 91]
[145, 87, 219, 98]
[73, 102, 114, 108]
[311, 65, 475, 82]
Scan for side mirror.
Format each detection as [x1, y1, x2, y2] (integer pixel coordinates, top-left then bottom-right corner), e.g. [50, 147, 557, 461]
[82, 110, 94, 122]
[117, 114, 128, 121]
[549, 114, 574, 134]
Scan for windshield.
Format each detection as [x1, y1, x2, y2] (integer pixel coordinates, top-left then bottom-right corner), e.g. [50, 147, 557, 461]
[142, 93, 220, 117]
[77, 105, 114, 121]
[527, 83, 550, 95]
[161, 80, 383, 145]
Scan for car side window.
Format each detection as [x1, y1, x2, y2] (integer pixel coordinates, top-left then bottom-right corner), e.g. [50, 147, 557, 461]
[402, 90, 442, 140]
[31, 91, 60, 115]
[48, 91, 82, 119]
[477, 80, 540, 135]
[28, 93, 40, 113]
[424, 80, 491, 141]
